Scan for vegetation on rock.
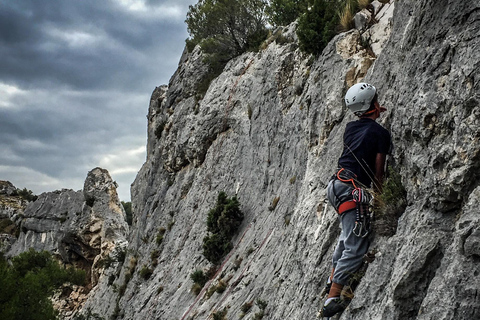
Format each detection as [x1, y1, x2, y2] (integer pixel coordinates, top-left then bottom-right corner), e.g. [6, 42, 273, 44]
[0, 249, 85, 320]
[121, 201, 132, 225]
[375, 166, 408, 236]
[185, 0, 269, 95]
[185, 0, 374, 95]
[296, 0, 340, 54]
[203, 192, 244, 264]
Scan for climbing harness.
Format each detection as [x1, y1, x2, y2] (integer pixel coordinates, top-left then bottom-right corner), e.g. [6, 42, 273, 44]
[329, 168, 373, 237]
[336, 167, 359, 189]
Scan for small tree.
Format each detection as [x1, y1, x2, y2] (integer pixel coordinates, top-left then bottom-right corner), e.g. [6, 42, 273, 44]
[190, 269, 209, 287]
[0, 249, 85, 320]
[296, 0, 340, 55]
[266, 0, 309, 26]
[16, 188, 38, 202]
[121, 201, 133, 225]
[186, 0, 268, 55]
[203, 192, 244, 265]
[185, 0, 269, 95]
[203, 233, 233, 265]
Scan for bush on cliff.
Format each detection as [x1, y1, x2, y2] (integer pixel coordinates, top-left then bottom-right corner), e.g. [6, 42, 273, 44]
[0, 249, 86, 320]
[374, 166, 408, 237]
[266, 0, 309, 26]
[185, 0, 269, 95]
[296, 0, 340, 55]
[14, 187, 38, 202]
[203, 192, 244, 265]
[121, 201, 132, 225]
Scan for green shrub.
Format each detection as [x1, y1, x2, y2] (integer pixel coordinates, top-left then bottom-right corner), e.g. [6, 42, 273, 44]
[156, 227, 166, 245]
[215, 279, 227, 293]
[206, 192, 243, 238]
[191, 283, 203, 295]
[203, 233, 233, 265]
[0, 218, 17, 236]
[212, 308, 228, 320]
[375, 166, 407, 237]
[139, 266, 153, 280]
[256, 299, 268, 311]
[97, 255, 116, 269]
[121, 201, 132, 225]
[190, 269, 210, 295]
[202, 192, 243, 264]
[72, 309, 105, 320]
[380, 166, 407, 206]
[0, 249, 85, 320]
[266, 0, 309, 26]
[186, 0, 268, 55]
[16, 188, 38, 202]
[190, 269, 209, 287]
[297, 0, 340, 55]
[253, 299, 268, 319]
[185, 0, 269, 96]
[241, 301, 254, 313]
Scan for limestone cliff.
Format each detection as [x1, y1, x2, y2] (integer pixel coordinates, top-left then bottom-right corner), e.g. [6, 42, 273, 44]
[79, 0, 480, 319]
[4, 168, 129, 318]
[6, 0, 480, 319]
[0, 181, 27, 252]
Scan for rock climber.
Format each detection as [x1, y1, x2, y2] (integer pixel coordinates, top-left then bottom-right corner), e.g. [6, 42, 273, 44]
[320, 83, 392, 318]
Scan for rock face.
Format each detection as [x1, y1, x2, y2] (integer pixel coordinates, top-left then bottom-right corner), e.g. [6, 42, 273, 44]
[0, 181, 27, 252]
[0, 180, 27, 220]
[9, 0, 477, 319]
[6, 168, 129, 318]
[77, 0, 480, 319]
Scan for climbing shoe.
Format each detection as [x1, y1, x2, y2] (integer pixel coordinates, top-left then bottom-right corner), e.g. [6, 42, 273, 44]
[320, 297, 349, 317]
[321, 279, 332, 297]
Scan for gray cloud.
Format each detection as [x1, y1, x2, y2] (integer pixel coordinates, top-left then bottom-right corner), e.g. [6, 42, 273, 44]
[0, 0, 198, 200]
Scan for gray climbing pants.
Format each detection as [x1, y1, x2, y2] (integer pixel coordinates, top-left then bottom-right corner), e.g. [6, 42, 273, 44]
[331, 209, 369, 286]
[327, 179, 369, 286]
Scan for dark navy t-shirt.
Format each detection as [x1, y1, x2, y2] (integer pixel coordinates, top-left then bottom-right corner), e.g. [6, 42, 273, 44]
[338, 118, 391, 187]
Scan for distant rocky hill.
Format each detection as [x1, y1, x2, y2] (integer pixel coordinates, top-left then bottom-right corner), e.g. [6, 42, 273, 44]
[1, 168, 129, 318]
[4, 0, 480, 319]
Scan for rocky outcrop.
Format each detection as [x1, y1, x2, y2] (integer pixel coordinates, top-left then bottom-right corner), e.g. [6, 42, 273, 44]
[0, 181, 28, 220]
[9, 0, 478, 319]
[6, 168, 129, 318]
[0, 181, 26, 252]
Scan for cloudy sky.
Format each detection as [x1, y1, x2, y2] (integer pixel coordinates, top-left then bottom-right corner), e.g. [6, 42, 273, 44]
[0, 0, 197, 201]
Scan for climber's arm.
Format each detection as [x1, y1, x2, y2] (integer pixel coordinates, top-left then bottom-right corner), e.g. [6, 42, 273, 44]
[374, 153, 387, 192]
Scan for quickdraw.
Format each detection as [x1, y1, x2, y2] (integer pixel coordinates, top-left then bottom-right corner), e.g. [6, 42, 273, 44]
[351, 187, 373, 238]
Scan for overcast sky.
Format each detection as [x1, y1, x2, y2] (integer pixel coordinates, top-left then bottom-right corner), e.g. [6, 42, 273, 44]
[0, 0, 199, 201]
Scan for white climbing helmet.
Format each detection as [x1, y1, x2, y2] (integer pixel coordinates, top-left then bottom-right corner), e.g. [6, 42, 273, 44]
[344, 83, 377, 116]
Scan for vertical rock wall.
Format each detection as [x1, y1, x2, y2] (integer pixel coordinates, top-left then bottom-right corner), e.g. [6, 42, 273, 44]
[78, 0, 480, 319]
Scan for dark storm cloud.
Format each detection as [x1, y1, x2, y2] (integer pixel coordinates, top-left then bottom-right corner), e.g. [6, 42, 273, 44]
[0, 0, 194, 91]
[0, 0, 198, 200]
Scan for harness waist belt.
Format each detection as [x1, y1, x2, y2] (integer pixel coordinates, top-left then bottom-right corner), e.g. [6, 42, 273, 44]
[337, 200, 357, 214]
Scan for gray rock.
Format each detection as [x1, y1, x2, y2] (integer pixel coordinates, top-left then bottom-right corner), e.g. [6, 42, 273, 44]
[31, 0, 480, 319]
[6, 168, 129, 318]
[354, 9, 372, 31]
[0, 180, 28, 220]
[0, 180, 17, 196]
